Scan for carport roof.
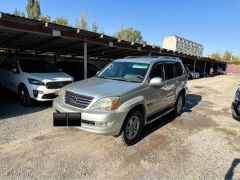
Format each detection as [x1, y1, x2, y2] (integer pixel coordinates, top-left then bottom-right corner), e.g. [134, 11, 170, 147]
[0, 12, 224, 63]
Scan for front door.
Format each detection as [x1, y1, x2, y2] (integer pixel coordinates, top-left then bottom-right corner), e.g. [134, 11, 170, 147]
[146, 63, 167, 115]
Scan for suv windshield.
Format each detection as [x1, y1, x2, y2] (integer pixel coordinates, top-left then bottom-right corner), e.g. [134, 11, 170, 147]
[98, 61, 149, 83]
[19, 60, 61, 73]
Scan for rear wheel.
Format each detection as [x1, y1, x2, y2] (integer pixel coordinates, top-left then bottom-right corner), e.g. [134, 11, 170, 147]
[18, 85, 33, 106]
[174, 93, 184, 116]
[120, 110, 144, 146]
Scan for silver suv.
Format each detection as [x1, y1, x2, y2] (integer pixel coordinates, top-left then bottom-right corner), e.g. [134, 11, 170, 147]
[53, 57, 188, 145]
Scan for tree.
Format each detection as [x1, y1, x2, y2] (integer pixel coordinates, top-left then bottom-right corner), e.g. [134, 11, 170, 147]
[210, 52, 222, 61]
[222, 50, 233, 61]
[54, 17, 69, 26]
[13, 8, 25, 17]
[39, 15, 51, 23]
[92, 21, 98, 33]
[75, 13, 88, 30]
[114, 27, 144, 43]
[26, 0, 41, 20]
[210, 51, 240, 62]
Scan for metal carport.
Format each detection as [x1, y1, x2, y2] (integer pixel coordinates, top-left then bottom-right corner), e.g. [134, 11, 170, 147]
[0, 12, 227, 78]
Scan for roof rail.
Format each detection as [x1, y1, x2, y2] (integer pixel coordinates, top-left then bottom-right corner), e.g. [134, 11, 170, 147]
[160, 56, 179, 60]
[124, 55, 159, 59]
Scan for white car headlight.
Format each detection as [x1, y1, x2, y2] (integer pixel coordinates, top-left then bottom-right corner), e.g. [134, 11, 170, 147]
[90, 97, 120, 111]
[58, 88, 65, 101]
[28, 78, 44, 85]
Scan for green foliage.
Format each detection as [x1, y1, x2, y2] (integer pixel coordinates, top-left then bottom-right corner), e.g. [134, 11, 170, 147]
[39, 15, 51, 23]
[26, 0, 41, 20]
[75, 13, 88, 30]
[114, 27, 145, 43]
[210, 52, 222, 61]
[210, 50, 240, 63]
[92, 21, 98, 33]
[13, 8, 25, 17]
[53, 17, 69, 26]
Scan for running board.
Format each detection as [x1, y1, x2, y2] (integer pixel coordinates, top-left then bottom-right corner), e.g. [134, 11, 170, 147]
[146, 106, 174, 123]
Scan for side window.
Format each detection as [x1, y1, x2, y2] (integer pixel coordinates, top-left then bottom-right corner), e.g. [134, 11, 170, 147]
[175, 62, 183, 77]
[149, 63, 164, 80]
[0, 61, 19, 73]
[164, 63, 175, 80]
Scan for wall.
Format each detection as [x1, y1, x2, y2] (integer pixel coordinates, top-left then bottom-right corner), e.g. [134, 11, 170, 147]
[226, 64, 240, 73]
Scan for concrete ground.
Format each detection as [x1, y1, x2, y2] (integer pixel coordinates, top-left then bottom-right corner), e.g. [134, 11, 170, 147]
[0, 74, 239, 180]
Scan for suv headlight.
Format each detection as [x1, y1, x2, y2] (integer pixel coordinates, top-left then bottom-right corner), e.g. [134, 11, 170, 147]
[28, 78, 44, 85]
[58, 88, 65, 101]
[90, 97, 120, 111]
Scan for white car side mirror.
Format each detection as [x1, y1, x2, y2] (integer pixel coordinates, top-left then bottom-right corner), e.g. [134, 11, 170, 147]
[11, 68, 18, 73]
[149, 77, 163, 86]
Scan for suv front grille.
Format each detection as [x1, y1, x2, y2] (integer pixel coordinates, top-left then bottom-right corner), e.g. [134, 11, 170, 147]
[46, 81, 72, 89]
[65, 91, 93, 109]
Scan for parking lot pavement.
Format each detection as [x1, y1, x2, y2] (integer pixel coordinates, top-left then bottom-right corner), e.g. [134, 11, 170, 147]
[0, 74, 240, 179]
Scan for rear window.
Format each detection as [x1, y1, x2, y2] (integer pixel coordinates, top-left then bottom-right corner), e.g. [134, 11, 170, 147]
[164, 63, 175, 80]
[175, 62, 183, 77]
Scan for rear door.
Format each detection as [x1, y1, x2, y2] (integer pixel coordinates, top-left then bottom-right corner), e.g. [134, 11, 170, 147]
[174, 61, 186, 91]
[163, 62, 177, 106]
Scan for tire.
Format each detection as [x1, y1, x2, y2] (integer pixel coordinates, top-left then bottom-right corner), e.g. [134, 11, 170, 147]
[18, 85, 33, 106]
[173, 93, 184, 116]
[120, 110, 144, 146]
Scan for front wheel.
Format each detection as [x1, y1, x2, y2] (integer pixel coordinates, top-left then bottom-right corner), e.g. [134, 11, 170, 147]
[18, 85, 33, 106]
[173, 93, 184, 116]
[120, 110, 144, 146]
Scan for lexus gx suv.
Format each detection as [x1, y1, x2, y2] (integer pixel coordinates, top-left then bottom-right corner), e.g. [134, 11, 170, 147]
[53, 57, 188, 145]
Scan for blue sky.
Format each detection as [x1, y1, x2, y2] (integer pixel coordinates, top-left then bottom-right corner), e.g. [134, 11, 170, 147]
[0, 0, 239, 56]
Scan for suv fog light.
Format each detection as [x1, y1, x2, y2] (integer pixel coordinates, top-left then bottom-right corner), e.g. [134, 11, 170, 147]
[95, 121, 113, 127]
[33, 90, 38, 97]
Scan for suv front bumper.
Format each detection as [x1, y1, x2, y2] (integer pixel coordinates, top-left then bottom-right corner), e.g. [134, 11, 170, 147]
[53, 98, 127, 136]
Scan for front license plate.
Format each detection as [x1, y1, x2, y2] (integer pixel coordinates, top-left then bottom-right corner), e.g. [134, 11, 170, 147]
[53, 113, 81, 126]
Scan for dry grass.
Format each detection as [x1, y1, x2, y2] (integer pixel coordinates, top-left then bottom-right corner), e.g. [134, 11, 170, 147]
[216, 128, 239, 137]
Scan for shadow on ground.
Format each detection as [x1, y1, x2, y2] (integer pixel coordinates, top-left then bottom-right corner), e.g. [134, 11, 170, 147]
[140, 94, 202, 142]
[225, 159, 240, 180]
[0, 86, 52, 120]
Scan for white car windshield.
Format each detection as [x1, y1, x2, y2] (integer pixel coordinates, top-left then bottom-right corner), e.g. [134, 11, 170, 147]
[98, 61, 149, 83]
[19, 60, 61, 73]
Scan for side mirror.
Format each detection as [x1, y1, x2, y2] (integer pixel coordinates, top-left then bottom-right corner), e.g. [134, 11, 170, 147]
[149, 77, 163, 86]
[11, 68, 18, 73]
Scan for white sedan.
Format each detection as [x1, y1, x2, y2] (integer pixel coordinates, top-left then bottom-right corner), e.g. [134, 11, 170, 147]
[0, 59, 73, 106]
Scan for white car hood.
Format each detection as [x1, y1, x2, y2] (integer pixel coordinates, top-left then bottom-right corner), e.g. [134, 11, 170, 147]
[27, 72, 73, 82]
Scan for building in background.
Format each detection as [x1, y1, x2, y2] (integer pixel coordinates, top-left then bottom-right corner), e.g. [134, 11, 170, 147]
[163, 35, 204, 56]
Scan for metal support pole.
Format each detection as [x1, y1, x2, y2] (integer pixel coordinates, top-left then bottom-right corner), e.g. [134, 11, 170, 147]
[218, 62, 219, 69]
[53, 53, 57, 64]
[84, 40, 88, 79]
[148, 50, 151, 56]
[193, 59, 196, 72]
[204, 61, 207, 77]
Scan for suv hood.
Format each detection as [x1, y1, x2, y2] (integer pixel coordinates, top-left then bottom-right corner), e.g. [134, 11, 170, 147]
[26, 72, 73, 82]
[64, 77, 141, 98]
